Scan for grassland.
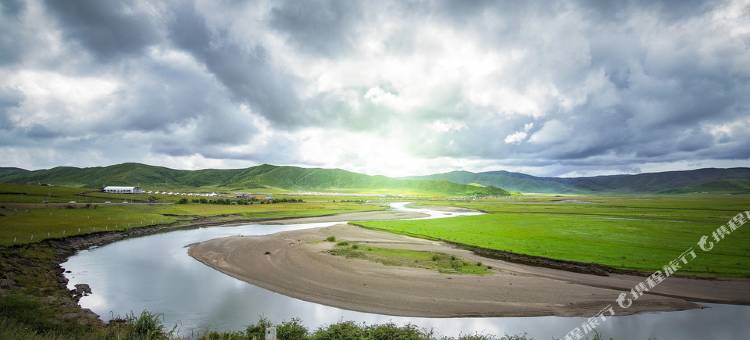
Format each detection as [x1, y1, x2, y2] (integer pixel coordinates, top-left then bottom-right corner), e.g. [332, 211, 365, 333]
[0, 183, 385, 246]
[327, 241, 491, 275]
[359, 195, 750, 277]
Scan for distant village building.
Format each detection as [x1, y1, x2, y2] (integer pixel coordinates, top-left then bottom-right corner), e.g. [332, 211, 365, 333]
[103, 186, 144, 194]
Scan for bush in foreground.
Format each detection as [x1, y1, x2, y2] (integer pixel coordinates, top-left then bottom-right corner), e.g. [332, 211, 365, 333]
[0, 309, 624, 340]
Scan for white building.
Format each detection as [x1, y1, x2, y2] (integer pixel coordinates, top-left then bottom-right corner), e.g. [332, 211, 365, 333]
[103, 186, 145, 194]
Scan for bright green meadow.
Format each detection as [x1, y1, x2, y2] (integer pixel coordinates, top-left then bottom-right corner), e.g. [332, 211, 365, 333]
[359, 195, 750, 277]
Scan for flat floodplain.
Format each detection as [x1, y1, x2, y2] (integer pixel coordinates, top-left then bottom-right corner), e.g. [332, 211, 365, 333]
[358, 195, 750, 277]
[0, 184, 384, 246]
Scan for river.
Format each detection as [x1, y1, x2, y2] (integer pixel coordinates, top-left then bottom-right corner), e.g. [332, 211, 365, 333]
[62, 203, 750, 339]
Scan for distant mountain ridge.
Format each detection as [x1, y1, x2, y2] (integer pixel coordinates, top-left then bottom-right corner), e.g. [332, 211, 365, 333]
[0, 163, 508, 196]
[2, 163, 748, 195]
[407, 167, 750, 194]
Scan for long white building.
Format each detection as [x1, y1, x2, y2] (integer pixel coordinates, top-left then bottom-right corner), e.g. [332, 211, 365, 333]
[103, 186, 145, 194]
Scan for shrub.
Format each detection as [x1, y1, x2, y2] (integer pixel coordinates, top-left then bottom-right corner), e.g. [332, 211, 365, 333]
[278, 318, 308, 340]
[336, 241, 349, 247]
[246, 317, 273, 339]
[325, 236, 336, 242]
[310, 321, 365, 340]
[367, 323, 430, 340]
[176, 198, 188, 204]
[351, 244, 359, 250]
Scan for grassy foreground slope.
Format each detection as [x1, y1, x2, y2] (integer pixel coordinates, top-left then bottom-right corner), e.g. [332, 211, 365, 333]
[359, 195, 750, 277]
[0, 163, 509, 196]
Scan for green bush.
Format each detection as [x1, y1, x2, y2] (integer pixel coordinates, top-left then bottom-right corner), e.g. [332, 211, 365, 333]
[325, 236, 336, 242]
[367, 323, 430, 340]
[246, 317, 272, 339]
[278, 318, 308, 340]
[310, 321, 366, 340]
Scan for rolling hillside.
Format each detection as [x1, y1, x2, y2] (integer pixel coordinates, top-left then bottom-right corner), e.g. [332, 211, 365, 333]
[407, 170, 581, 194]
[0, 163, 509, 196]
[408, 168, 750, 194]
[3, 163, 748, 195]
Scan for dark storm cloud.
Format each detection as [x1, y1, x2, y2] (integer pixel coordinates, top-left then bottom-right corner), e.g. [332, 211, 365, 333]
[43, 0, 161, 60]
[0, 0, 23, 15]
[388, 0, 750, 173]
[576, 0, 718, 22]
[168, 1, 302, 127]
[269, 0, 362, 56]
[0, 0, 25, 64]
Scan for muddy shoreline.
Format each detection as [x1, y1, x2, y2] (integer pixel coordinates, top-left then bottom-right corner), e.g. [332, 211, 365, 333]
[0, 212, 361, 324]
[0, 207, 424, 326]
[0, 214, 291, 326]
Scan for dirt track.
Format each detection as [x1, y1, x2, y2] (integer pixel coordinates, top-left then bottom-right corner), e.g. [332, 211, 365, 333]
[189, 223, 750, 317]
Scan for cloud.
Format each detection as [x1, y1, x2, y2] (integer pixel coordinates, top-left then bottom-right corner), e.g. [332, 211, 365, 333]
[0, 0, 26, 64]
[0, 0, 747, 177]
[167, 1, 302, 127]
[42, 0, 161, 60]
[269, 0, 362, 56]
[504, 123, 534, 145]
[0, 86, 23, 130]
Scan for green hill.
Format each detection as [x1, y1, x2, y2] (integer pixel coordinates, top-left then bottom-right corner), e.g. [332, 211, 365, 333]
[0, 163, 509, 196]
[408, 168, 750, 194]
[406, 170, 581, 194]
[5, 163, 747, 195]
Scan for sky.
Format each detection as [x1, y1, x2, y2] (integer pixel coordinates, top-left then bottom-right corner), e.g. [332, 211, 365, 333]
[1, 0, 749, 177]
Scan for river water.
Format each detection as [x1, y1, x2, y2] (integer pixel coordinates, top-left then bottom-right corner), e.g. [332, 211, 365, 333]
[62, 203, 750, 339]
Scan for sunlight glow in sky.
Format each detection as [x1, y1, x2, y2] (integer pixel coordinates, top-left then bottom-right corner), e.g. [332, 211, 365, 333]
[1, 0, 749, 176]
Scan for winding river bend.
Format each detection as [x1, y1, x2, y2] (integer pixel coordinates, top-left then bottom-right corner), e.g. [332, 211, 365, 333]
[62, 203, 750, 339]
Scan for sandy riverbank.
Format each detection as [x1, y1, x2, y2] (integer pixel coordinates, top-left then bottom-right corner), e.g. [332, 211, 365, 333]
[189, 223, 750, 317]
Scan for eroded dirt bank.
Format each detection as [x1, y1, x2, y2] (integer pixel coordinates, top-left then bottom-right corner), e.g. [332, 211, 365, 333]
[189, 224, 750, 317]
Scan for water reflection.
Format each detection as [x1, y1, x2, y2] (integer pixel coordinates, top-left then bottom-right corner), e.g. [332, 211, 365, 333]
[62, 207, 750, 339]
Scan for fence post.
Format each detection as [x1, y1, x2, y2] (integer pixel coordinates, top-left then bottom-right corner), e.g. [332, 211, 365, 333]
[265, 326, 277, 340]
